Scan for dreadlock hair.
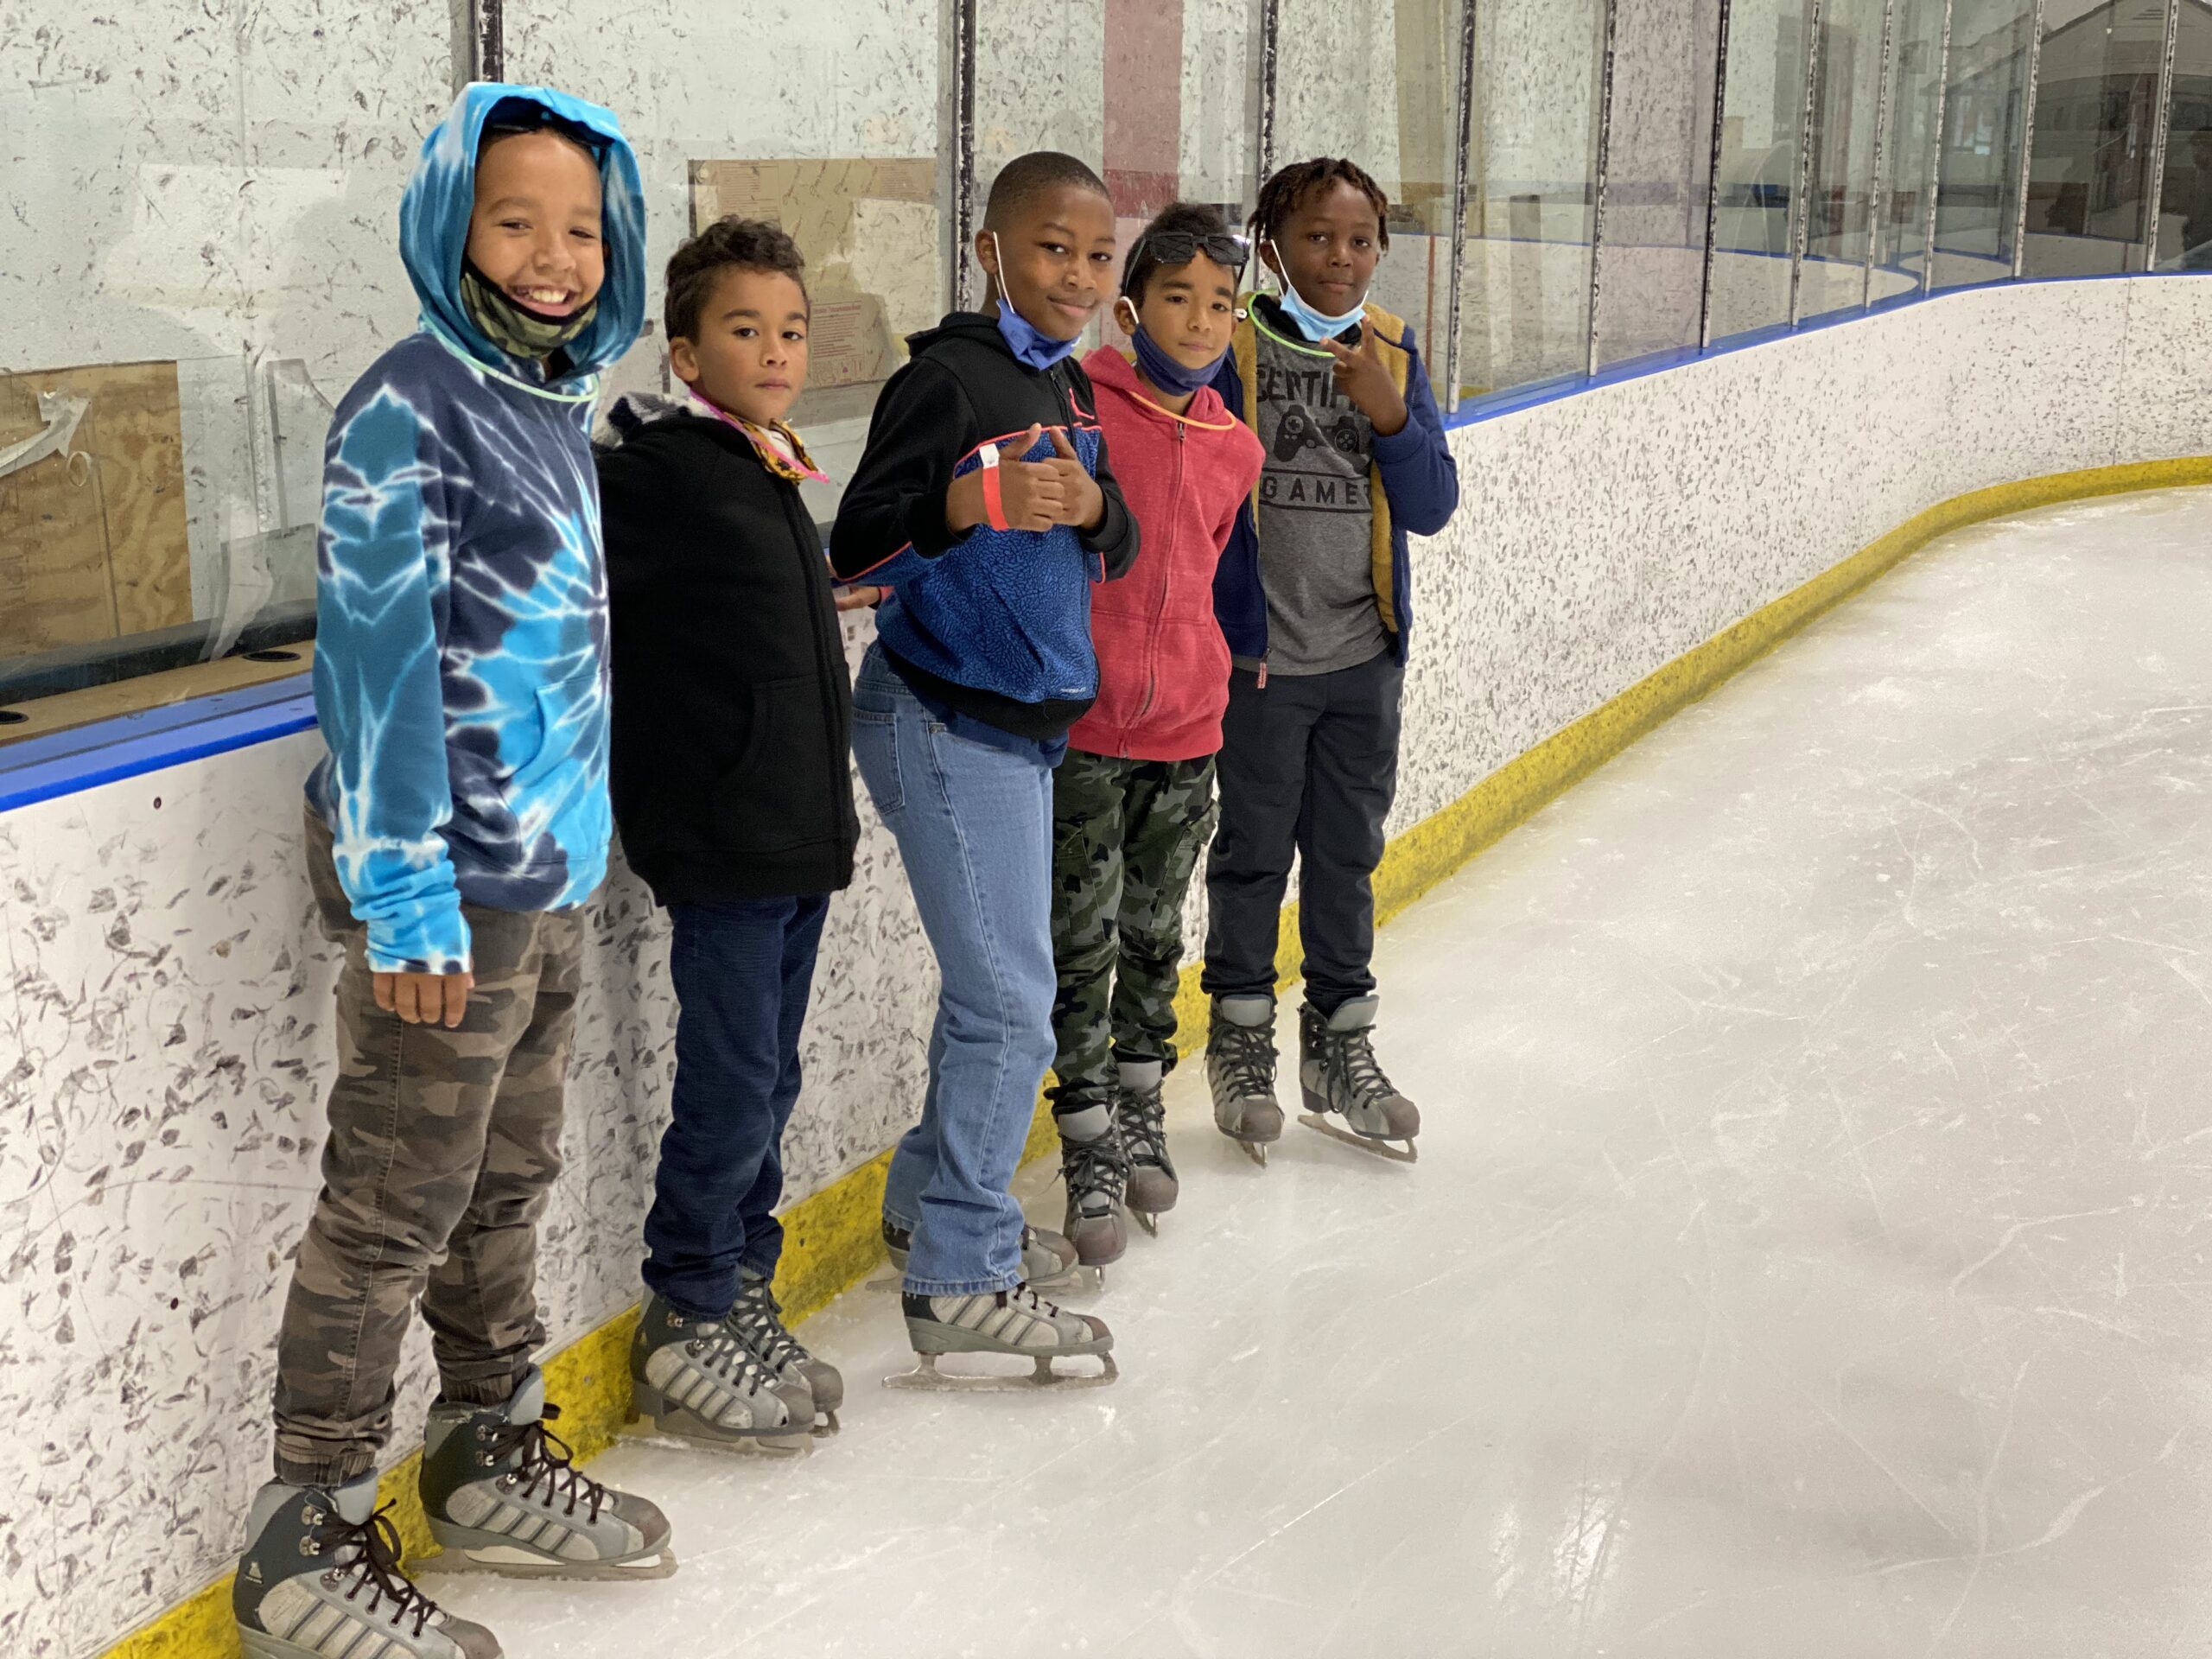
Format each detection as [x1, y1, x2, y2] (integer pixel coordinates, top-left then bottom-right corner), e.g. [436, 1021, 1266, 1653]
[983, 150, 1110, 229]
[1121, 201, 1240, 306]
[1247, 157, 1392, 252]
[664, 217, 808, 342]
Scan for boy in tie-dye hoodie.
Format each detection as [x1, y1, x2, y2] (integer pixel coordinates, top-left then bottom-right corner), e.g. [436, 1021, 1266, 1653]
[238, 86, 670, 1659]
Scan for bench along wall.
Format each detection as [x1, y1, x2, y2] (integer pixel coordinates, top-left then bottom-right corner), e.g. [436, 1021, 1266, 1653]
[2, 274, 2207, 1659]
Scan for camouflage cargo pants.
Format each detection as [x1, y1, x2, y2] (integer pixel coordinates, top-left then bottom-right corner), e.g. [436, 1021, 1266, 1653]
[1048, 752, 1218, 1109]
[271, 810, 582, 1485]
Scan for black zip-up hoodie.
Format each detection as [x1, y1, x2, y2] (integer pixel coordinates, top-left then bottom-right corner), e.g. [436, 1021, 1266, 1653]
[594, 393, 857, 905]
[829, 312, 1140, 741]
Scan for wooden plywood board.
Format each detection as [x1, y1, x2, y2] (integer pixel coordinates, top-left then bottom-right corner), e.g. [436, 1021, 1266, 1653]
[0, 359, 194, 655]
[688, 159, 941, 393]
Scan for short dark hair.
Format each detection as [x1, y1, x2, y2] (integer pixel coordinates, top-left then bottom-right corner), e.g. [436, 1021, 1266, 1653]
[664, 216, 808, 342]
[983, 150, 1109, 230]
[1249, 157, 1392, 251]
[1121, 201, 1239, 306]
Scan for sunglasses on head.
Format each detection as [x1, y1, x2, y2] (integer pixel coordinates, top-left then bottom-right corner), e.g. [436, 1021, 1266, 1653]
[1131, 230, 1251, 272]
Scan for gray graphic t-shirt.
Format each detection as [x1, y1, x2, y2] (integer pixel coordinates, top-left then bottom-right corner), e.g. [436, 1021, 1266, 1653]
[1247, 321, 1389, 677]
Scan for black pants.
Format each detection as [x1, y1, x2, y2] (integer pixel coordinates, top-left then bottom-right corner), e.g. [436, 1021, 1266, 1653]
[1202, 652, 1404, 1015]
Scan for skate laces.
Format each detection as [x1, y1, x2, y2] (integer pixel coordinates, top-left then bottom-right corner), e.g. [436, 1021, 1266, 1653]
[1115, 1084, 1173, 1175]
[729, 1277, 808, 1379]
[1215, 1020, 1277, 1097]
[1060, 1123, 1128, 1208]
[483, 1405, 607, 1524]
[1328, 1025, 1396, 1107]
[316, 1502, 442, 1637]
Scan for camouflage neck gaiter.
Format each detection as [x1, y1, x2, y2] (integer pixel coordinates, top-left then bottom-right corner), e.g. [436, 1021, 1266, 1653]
[460, 257, 597, 359]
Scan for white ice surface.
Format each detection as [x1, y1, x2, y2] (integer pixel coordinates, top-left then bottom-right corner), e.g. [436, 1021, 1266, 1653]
[461, 489, 2212, 1656]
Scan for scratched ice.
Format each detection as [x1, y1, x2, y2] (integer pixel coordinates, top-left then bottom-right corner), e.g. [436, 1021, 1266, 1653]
[452, 488, 2212, 1655]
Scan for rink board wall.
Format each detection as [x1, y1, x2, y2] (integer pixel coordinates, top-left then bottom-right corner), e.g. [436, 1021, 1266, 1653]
[3, 275, 2208, 1658]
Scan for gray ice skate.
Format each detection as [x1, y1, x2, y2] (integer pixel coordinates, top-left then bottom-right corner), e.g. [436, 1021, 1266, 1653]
[732, 1268, 844, 1435]
[1054, 1096, 1130, 1270]
[1115, 1059, 1179, 1232]
[887, 1286, 1117, 1390]
[1298, 996, 1421, 1162]
[1206, 995, 1285, 1165]
[416, 1368, 677, 1580]
[876, 1218, 1086, 1291]
[235, 1474, 499, 1659]
[627, 1294, 816, 1455]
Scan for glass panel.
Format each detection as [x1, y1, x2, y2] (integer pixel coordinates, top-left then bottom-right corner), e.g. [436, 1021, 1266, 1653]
[1802, 0, 1891, 318]
[1591, 0, 1727, 368]
[1931, 0, 2038, 286]
[2154, 1, 2212, 265]
[1273, 0, 1467, 370]
[0, 3, 451, 714]
[519, 0, 952, 529]
[974, 0, 1264, 359]
[1875, 0, 1950, 293]
[2023, 0, 2168, 276]
[1711, 0, 1817, 338]
[1459, 0, 1607, 394]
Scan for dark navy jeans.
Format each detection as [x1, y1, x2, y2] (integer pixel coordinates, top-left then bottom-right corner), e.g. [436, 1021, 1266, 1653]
[640, 893, 832, 1319]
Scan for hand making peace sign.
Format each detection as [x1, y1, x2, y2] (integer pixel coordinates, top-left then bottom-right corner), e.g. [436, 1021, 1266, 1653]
[1320, 326, 1409, 438]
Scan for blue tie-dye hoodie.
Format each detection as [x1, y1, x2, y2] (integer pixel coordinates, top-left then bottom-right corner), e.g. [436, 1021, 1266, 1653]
[305, 84, 646, 976]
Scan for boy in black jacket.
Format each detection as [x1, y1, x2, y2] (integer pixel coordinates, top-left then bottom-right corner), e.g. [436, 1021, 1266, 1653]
[597, 219, 865, 1449]
[830, 151, 1136, 1388]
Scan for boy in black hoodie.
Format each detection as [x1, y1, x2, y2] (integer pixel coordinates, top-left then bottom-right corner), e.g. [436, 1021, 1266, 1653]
[830, 151, 1136, 1387]
[597, 219, 863, 1447]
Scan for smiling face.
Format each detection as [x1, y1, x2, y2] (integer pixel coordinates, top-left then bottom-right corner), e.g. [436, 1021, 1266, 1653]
[670, 265, 810, 426]
[1264, 178, 1382, 318]
[981, 182, 1119, 341]
[1123, 251, 1240, 374]
[464, 128, 606, 321]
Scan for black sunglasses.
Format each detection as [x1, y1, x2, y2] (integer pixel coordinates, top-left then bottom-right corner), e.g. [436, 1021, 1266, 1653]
[1129, 230, 1251, 271]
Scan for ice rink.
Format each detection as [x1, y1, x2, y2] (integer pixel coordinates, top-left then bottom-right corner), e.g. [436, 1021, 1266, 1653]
[473, 488, 2212, 1656]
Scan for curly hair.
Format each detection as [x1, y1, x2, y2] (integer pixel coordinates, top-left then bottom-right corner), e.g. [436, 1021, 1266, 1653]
[1121, 201, 1241, 306]
[664, 216, 808, 342]
[1247, 157, 1392, 252]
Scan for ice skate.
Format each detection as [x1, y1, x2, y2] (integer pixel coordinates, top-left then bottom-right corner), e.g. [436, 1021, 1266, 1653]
[235, 1473, 499, 1659]
[875, 1218, 1087, 1291]
[1207, 995, 1285, 1165]
[1115, 1059, 1179, 1232]
[1298, 995, 1421, 1162]
[885, 1286, 1117, 1391]
[732, 1268, 844, 1435]
[1054, 1095, 1130, 1271]
[417, 1369, 677, 1580]
[626, 1294, 816, 1455]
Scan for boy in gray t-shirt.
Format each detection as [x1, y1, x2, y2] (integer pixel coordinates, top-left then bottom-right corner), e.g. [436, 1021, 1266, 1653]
[1200, 158, 1460, 1165]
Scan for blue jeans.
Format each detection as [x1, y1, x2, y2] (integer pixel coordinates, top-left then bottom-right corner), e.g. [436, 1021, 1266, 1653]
[851, 645, 1056, 1295]
[640, 893, 831, 1319]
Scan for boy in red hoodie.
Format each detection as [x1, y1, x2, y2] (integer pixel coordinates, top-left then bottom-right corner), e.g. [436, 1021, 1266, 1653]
[1048, 204, 1265, 1265]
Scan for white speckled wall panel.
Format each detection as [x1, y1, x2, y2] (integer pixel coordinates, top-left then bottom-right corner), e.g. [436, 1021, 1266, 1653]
[8, 276, 2212, 1658]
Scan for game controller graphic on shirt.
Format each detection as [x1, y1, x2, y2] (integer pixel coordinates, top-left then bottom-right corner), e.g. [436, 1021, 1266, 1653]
[1273, 403, 1367, 463]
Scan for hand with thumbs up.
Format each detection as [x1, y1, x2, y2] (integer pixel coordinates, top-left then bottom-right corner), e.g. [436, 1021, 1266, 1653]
[1320, 326, 1408, 437]
[945, 423, 1105, 535]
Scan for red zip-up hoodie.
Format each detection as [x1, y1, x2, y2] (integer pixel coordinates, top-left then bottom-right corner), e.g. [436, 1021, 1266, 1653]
[1067, 346, 1265, 763]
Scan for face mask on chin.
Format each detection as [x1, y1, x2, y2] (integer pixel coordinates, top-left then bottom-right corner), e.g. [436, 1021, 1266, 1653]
[1116, 298, 1227, 395]
[987, 232, 1082, 371]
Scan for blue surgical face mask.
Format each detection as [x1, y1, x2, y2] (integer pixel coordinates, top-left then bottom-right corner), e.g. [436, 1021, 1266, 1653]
[988, 233, 1082, 371]
[1264, 238, 1369, 342]
[1117, 299, 1228, 395]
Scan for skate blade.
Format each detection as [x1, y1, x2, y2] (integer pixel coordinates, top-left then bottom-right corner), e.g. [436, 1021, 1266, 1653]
[812, 1410, 841, 1438]
[1132, 1210, 1160, 1237]
[418, 1545, 679, 1582]
[1296, 1113, 1418, 1163]
[882, 1351, 1118, 1392]
[620, 1415, 813, 1459]
[1222, 1134, 1272, 1167]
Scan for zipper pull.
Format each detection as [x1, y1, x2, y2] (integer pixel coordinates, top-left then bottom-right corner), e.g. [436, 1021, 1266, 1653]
[1256, 660, 1269, 689]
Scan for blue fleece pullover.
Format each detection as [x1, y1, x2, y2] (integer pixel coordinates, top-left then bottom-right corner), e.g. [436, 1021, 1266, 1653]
[304, 84, 646, 975]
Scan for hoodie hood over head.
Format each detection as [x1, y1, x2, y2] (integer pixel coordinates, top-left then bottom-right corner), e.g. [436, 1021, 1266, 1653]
[400, 82, 647, 384]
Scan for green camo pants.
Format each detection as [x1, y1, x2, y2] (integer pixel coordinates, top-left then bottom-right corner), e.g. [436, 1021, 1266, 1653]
[1048, 751, 1218, 1110]
[271, 810, 582, 1484]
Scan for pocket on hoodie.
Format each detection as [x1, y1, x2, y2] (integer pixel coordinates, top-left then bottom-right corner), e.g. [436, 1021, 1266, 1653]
[709, 675, 842, 853]
[512, 669, 607, 792]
